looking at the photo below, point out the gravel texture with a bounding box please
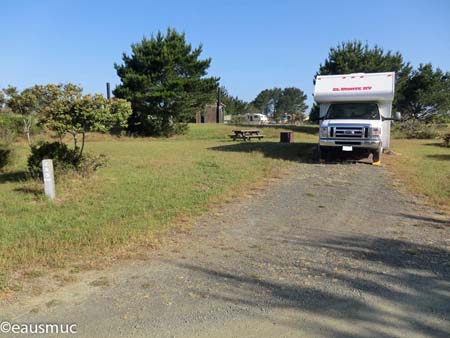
[2,162,449,338]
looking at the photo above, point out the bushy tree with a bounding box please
[252,87,308,121]
[396,64,450,121]
[41,84,132,157]
[114,28,219,136]
[3,86,41,145]
[252,88,282,114]
[317,41,409,75]
[308,104,320,124]
[2,84,68,145]
[277,87,308,121]
[313,41,411,113]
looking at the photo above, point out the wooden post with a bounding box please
[216,87,221,123]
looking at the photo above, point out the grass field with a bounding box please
[2,123,448,291]
[0,124,317,290]
[387,138,450,211]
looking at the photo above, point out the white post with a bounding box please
[42,159,56,200]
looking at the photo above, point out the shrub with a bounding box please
[0,113,22,144]
[28,142,80,178]
[28,141,108,179]
[442,133,450,148]
[0,144,12,171]
[392,120,440,139]
[77,153,108,177]
[0,114,18,171]
[432,114,450,124]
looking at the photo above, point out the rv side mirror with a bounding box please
[394,111,401,121]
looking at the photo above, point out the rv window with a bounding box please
[326,103,380,120]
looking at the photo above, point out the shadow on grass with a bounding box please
[210,141,376,165]
[209,141,316,162]
[0,171,28,183]
[423,142,449,148]
[171,234,450,338]
[231,124,318,135]
[261,124,319,135]
[426,154,450,161]
[13,186,42,196]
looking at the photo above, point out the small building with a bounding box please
[195,103,225,123]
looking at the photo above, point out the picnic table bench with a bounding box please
[229,129,264,141]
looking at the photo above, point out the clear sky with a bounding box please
[1,0,449,108]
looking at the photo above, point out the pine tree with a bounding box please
[114,28,219,136]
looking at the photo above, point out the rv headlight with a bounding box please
[371,127,381,137]
[319,127,328,138]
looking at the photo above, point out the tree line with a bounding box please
[220,86,309,122]
[2,30,449,149]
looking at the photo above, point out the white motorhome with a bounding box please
[313,72,400,164]
[244,113,269,125]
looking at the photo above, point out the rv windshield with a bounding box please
[326,103,380,120]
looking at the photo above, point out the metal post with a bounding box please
[42,159,56,200]
[106,82,111,100]
[216,87,221,123]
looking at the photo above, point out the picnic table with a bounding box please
[229,129,264,141]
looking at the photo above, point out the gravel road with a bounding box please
[2,162,450,338]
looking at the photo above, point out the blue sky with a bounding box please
[1,0,449,108]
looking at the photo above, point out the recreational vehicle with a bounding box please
[244,113,269,125]
[313,72,401,164]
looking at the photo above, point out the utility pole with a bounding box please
[106,82,111,100]
[216,87,221,123]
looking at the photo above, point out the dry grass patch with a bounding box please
[386,139,450,213]
[0,124,316,292]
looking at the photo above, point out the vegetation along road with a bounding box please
[1,128,449,337]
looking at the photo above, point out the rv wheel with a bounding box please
[319,146,329,162]
[372,146,382,163]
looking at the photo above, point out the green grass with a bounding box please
[387,139,450,211]
[0,124,316,289]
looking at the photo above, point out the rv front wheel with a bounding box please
[372,146,382,163]
[319,146,329,162]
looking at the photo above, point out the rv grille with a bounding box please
[335,141,362,145]
[335,127,364,138]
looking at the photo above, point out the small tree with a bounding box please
[114,28,218,136]
[3,86,40,145]
[42,84,132,158]
[2,84,65,145]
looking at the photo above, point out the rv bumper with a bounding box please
[319,138,381,149]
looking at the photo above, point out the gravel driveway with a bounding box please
[2,162,450,338]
